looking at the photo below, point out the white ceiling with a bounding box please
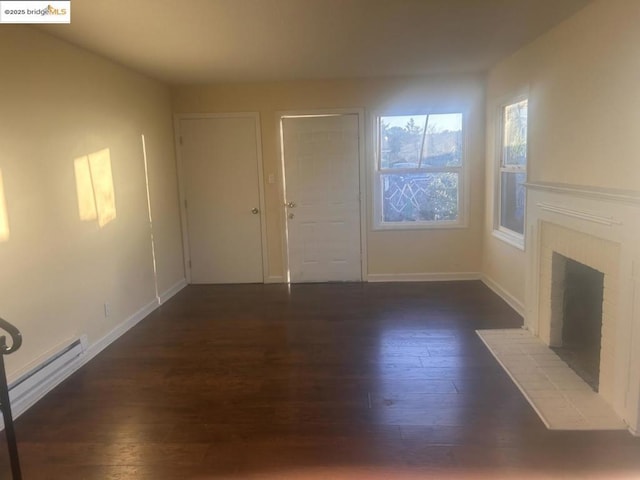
[40,0,592,85]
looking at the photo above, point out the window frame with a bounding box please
[372,112,468,231]
[493,96,528,249]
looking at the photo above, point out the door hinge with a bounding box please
[184,199,188,209]
[188,259,192,268]
[179,135,183,145]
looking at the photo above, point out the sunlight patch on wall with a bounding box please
[141,134,159,302]
[74,148,117,228]
[0,169,10,242]
[74,157,97,221]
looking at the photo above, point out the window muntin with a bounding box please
[376,113,464,228]
[497,99,528,240]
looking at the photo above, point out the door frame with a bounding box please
[174,112,269,284]
[276,108,368,282]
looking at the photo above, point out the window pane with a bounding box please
[500,172,526,234]
[421,113,463,167]
[503,100,528,166]
[379,115,426,169]
[382,173,458,223]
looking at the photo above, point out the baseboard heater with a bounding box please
[5,337,86,424]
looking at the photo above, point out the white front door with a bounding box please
[179,115,264,284]
[281,114,362,283]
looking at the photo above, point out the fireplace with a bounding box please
[535,221,619,402]
[550,254,604,391]
[524,182,640,434]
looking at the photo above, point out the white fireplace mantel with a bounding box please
[524,181,640,434]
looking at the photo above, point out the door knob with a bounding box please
[251,207,259,214]
[285,201,296,208]
[288,213,294,219]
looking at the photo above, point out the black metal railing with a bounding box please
[0,318,22,479]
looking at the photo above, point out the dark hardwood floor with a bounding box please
[2,281,640,479]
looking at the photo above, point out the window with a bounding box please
[495,99,527,246]
[374,113,464,229]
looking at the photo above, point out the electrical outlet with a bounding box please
[104,302,111,318]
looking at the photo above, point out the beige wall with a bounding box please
[482,0,640,311]
[0,27,184,379]
[173,75,486,279]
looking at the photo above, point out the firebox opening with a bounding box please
[551,256,604,392]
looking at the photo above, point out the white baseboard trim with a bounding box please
[265,275,285,284]
[5,280,188,427]
[6,299,158,425]
[159,278,187,304]
[481,274,525,318]
[367,272,481,282]
[82,298,159,365]
[7,299,158,425]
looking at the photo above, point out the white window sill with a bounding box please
[373,220,467,231]
[492,228,525,250]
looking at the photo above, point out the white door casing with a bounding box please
[281,114,362,282]
[177,114,266,284]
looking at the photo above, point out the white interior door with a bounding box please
[282,114,362,283]
[179,116,264,284]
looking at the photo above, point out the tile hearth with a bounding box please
[477,328,627,431]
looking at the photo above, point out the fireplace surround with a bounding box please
[525,182,640,434]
